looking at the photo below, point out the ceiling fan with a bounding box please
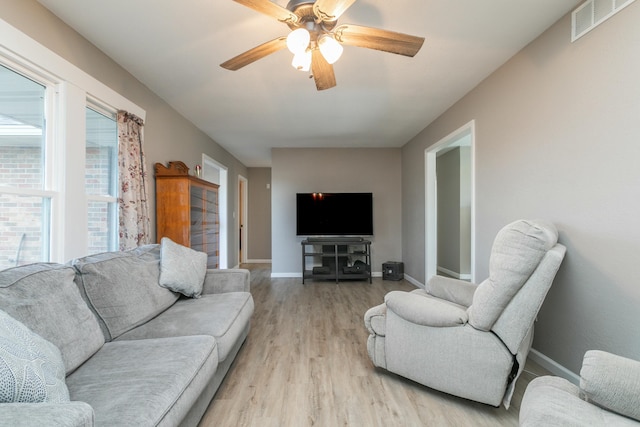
[220,0,425,91]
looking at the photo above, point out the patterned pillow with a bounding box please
[159,237,207,298]
[0,309,69,403]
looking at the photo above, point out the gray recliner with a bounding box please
[364,219,566,408]
[520,350,640,426]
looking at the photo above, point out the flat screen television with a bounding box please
[296,192,373,236]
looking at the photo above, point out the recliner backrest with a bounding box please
[492,244,566,354]
[468,220,559,332]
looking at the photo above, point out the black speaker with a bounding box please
[382,262,404,281]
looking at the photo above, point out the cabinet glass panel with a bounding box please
[190,186,204,250]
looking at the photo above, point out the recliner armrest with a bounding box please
[580,350,640,422]
[364,303,387,336]
[385,291,468,327]
[426,275,476,308]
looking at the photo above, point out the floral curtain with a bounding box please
[117,110,151,250]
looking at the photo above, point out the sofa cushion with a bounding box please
[66,336,218,427]
[116,292,254,362]
[0,263,104,374]
[0,309,69,403]
[159,237,207,298]
[73,245,179,341]
[469,220,557,331]
[0,401,94,426]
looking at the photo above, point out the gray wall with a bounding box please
[271,148,402,276]
[1,0,248,267]
[247,168,272,261]
[402,3,640,374]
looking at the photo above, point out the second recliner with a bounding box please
[364,219,566,408]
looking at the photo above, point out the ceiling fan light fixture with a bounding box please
[291,49,312,71]
[286,28,310,54]
[318,34,343,64]
[221,0,425,91]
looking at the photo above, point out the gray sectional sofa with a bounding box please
[0,243,254,427]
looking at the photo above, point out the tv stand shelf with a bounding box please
[301,238,372,284]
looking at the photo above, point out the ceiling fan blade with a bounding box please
[311,49,336,91]
[334,24,425,57]
[233,0,298,24]
[220,37,288,70]
[313,0,358,22]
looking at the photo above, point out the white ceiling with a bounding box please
[36,0,580,167]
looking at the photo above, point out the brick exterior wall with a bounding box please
[0,145,115,269]
[85,145,117,256]
[0,146,45,269]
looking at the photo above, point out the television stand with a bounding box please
[306,236,364,243]
[301,238,371,284]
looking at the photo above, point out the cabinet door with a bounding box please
[156,179,190,246]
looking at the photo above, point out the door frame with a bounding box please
[238,175,248,265]
[201,154,228,269]
[424,120,476,283]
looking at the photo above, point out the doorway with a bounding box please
[202,154,228,269]
[238,175,248,265]
[425,120,475,282]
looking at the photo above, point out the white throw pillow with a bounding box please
[159,237,207,298]
[0,309,70,403]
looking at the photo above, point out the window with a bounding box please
[85,106,118,254]
[0,64,53,269]
[1,19,145,268]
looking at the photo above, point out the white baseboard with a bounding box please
[246,259,271,263]
[528,348,580,385]
[403,274,424,289]
[271,271,383,279]
[270,272,302,278]
[437,266,471,281]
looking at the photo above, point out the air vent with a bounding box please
[572,0,636,41]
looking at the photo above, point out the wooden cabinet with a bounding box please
[154,161,219,268]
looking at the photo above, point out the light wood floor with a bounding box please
[199,264,549,427]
